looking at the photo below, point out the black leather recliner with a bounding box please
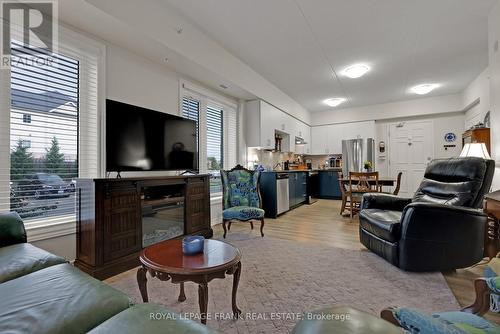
[359,157,495,272]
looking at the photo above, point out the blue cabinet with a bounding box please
[318,170,341,199]
[289,172,307,208]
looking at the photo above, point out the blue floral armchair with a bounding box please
[221,165,265,238]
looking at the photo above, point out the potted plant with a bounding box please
[363,161,373,172]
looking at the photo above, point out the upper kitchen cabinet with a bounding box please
[310,121,375,155]
[295,122,311,154]
[245,100,312,153]
[311,125,333,154]
[245,100,281,149]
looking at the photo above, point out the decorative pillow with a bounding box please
[433,311,500,334]
[393,308,465,334]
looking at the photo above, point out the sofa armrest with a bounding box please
[0,212,27,247]
[361,193,412,211]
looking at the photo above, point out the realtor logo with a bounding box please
[1,0,58,68]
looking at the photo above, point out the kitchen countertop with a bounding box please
[262,168,342,173]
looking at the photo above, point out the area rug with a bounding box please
[109,233,460,333]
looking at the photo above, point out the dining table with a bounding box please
[339,176,397,192]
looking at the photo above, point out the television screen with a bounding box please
[106,100,198,172]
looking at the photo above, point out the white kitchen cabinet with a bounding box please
[295,122,311,154]
[311,126,330,154]
[245,100,281,149]
[245,99,314,154]
[311,121,376,155]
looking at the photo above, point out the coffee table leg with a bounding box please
[137,267,148,302]
[232,261,242,317]
[178,282,186,302]
[198,283,209,324]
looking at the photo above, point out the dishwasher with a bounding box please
[276,173,290,215]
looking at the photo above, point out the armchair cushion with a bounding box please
[361,193,412,211]
[0,243,66,283]
[0,212,27,247]
[359,209,402,243]
[223,206,265,221]
[221,168,261,209]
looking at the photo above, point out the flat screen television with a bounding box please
[106,99,198,172]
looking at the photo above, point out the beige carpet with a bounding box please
[109,233,460,333]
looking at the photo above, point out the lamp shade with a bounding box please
[459,143,491,159]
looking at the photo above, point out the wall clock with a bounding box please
[444,132,456,143]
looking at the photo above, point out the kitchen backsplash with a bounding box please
[247,148,333,170]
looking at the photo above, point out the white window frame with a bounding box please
[0,24,105,241]
[179,79,238,198]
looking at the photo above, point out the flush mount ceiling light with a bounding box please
[323,98,346,107]
[341,64,370,79]
[411,83,440,95]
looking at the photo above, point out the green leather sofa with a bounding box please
[0,212,218,334]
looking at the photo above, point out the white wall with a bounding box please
[489,2,500,190]
[85,0,311,124]
[462,68,490,129]
[106,45,181,114]
[311,94,463,126]
[375,113,465,177]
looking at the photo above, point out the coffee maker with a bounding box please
[328,155,342,168]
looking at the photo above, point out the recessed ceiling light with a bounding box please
[324,98,346,107]
[341,64,370,79]
[411,83,440,95]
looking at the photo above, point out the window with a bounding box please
[206,105,223,193]
[20,140,31,148]
[9,41,79,222]
[182,96,200,151]
[0,27,102,230]
[180,82,238,195]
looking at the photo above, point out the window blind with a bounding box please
[223,107,237,169]
[182,96,200,155]
[206,104,223,193]
[6,41,79,223]
[0,26,102,228]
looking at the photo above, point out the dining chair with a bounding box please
[392,172,403,195]
[348,171,379,220]
[338,172,349,215]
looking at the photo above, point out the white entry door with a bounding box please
[389,121,434,197]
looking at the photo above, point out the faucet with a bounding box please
[273,162,282,170]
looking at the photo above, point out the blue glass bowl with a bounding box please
[182,236,205,255]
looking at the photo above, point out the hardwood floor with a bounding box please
[215,199,500,324]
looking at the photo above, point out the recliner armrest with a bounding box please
[402,202,486,218]
[400,202,487,239]
[0,212,27,247]
[361,193,412,211]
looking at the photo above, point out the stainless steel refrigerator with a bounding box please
[342,138,375,176]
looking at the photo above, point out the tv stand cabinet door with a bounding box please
[101,182,142,263]
[185,177,211,236]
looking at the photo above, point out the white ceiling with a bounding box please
[165,0,496,112]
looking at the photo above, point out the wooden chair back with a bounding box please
[349,172,379,193]
[393,172,403,195]
[338,172,346,196]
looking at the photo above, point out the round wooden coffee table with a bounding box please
[137,239,242,324]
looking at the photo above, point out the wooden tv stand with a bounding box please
[75,175,213,280]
